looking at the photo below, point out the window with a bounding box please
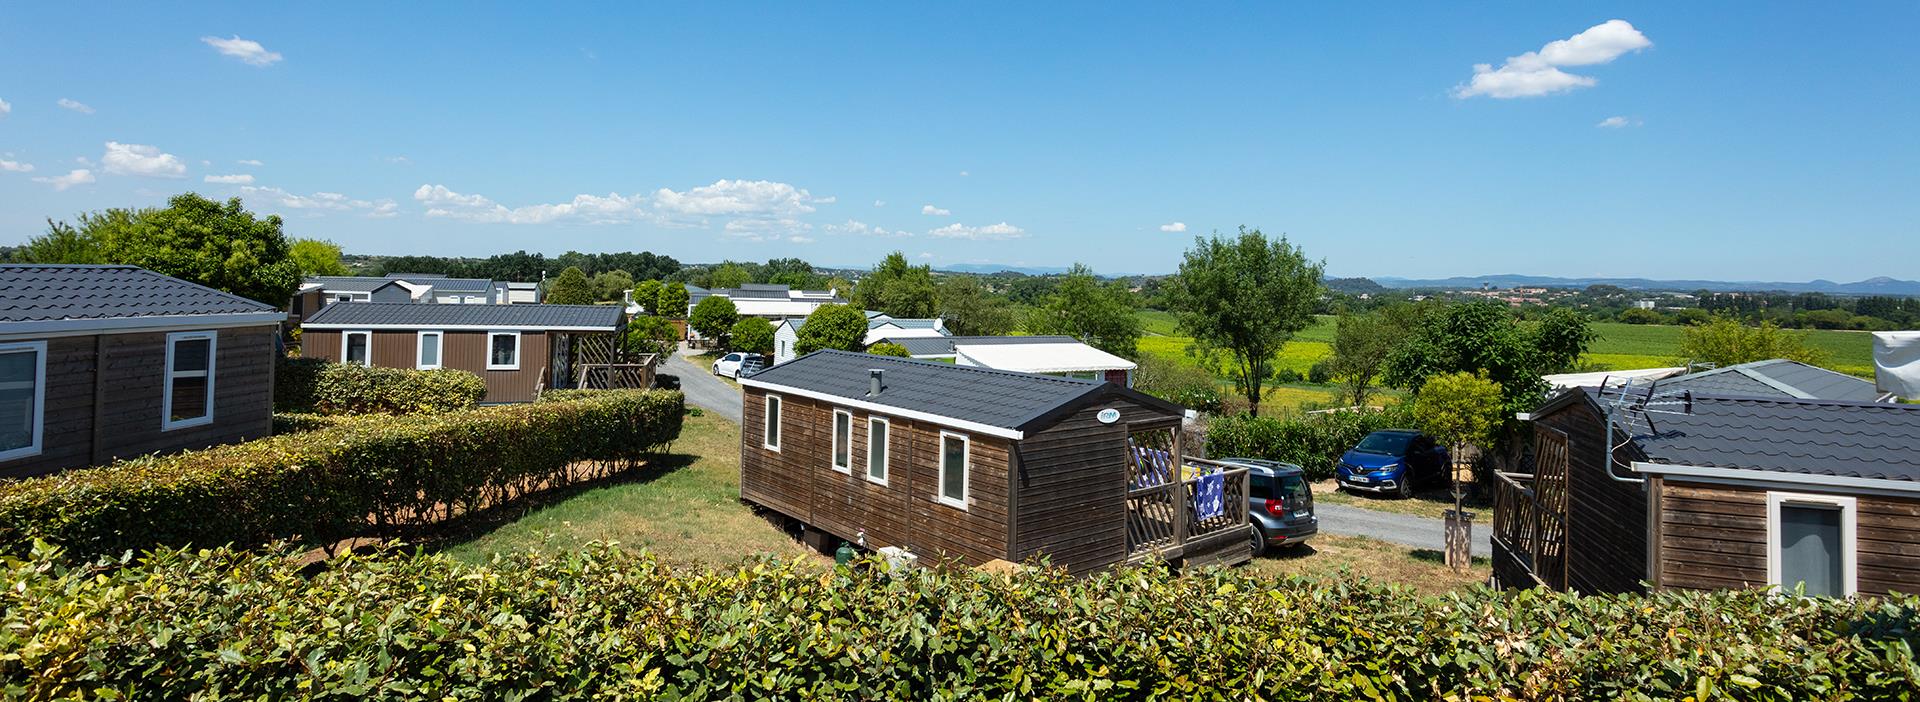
[831,409,853,473]
[938,431,969,508]
[762,394,782,451]
[163,331,216,430]
[487,331,520,370]
[342,331,371,366]
[416,331,443,370]
[866,417,890,485]
[0,341,47,462]
[1767,492,1857,597]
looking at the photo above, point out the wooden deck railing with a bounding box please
[573,355,657,391]
[1125,453,1252,566]
[1492,470,1566,590]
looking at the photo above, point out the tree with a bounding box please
[631,279,662,315]
[795,303,869,354]
[865,342,911,357]
[689,296,740,345]
[1412,370,1505,571]
[1165,228,1324,416]
[708,262,753,289]
[1325,304,1422,407]
[1678,316,1828,367]
[622,316,679,357]
[544,266,596,305]
[761,257,822,288]
[656,282,691,318]
[1532,308,1598,375]
[589,270,635,302]
[937,275,1017,336]
[288,238,349,277]
[18,194,305,305]
[11,219,105,263]
[1023,264,1143,359]
[853,252,936,318]
[730,317,776,354]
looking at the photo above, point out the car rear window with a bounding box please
[1249,474,1274,499]
[1279,475,1309,499]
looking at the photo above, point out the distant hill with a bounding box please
[1370,274,1920,296]
[937,263,1076,276]
[1327,277,1386,294]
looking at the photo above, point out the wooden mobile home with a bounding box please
[738,350,1252,574]
[301,302,633,403]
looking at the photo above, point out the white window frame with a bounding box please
[937,430,970,510]
[830,408,854,474]
[1766,491,1858,597]
[162,331,217,432]
[0,341,47,462]
[866,416,890,486]
[762,393,783,451]
[416,330,444,370]
[340,330,372,366]
[486,331,521,371]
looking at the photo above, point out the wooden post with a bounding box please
[1444,445,1474,572]
[1169,428,1187,559]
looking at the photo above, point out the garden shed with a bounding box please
[738,350,1251,574]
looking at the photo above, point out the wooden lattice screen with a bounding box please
[1125,424,1179,556]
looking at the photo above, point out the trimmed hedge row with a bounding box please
[4,543,1916,699]
[1206,406,1417,480]
[275,357,489,415]
[0,390,684,560]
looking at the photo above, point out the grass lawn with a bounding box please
[1310,480,1492,521]
[1585,321,1875,376]
[1243,534,1489,596]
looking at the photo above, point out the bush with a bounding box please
[1206,405,1416,479]
[1133,355,1222,413]
[1306,359,1333,384]
[276,359,488,415]
[1274,368,1304,383]
[0,390,685,561]
[865,342,911,357]
[4,543,1915,699]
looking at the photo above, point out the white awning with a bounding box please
[954,342,1137,374]
[1542,366,1683,390]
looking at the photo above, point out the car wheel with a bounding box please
[1249,526,1268,558]
[1395,478,1414,499]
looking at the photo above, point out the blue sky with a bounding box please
[1,3,1915,280]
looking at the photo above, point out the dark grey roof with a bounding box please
[746,350,1174,431]
[305,276,391,293]
[885,335,1079,356]
[301,302,622,329]
[1659,359,1885,402]
[308,275,495,295]
[0,264,281,323]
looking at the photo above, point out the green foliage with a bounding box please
[1679,315,1829,367]
[272,357,331,412]
[1616,307,1665,324]
[0,391,685,561]
[591,269,635,302]
[19,194,303,305]
[274,359,487,414]
[1325,304,1424,406]
[1024,263,1142,358]
[936,275,1017,336]
[1206,406,1417,480]
[544,266,596,305]
[707,262,753,289]
[853,251,937,318]
[8,219,105,263]
[865,342,911,357]
[623,316,680,357]
[689,295,740,343]
[631,279,663,315]
[16,543,1906,699]
[730,317,776,354]
[1412,372,1504,452]
[1167,228,1325,416]
[1532,308,1599,374]
[795,303,869,355]
[1133,355,1222,412]
[288,238,349,277]
[656,282,691,318]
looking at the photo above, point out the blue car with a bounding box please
[1334,429,1449,499]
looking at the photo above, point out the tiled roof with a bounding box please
[308,275,496,295]
[1659,359,1886,403]
[301,302,622,329]
[1574,388,1920,483]
[0,264,282,323]
[743,349,1117,431]
[885,335,1079,356]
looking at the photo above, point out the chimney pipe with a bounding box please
[868,369,884,397]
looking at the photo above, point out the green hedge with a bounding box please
[0,390,684,561]
[1206,406,1416,480]
[4,543,1915,699]
[274,358,489,415]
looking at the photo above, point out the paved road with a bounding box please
[663,353,742,424]
[1313,503,1491,557]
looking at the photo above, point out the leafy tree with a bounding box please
[12,218,107,263]
[631,279,663,315]
[1166,228,1324,416]
[730,317,776,354]
[1678,316,1828,367]
[1615,308,1664,325]
[656,282,691,318]
[795,303,869,354]
[1532,308,1598,375]
[937,275,1017,336]
[1133,355,1223,413]
[1325,304,1423,407]
[1024,264,1142,359]
[865,342,911,357]
[20,194,304,305]
[759,258,821,287]
[708,262,753,289]
[853,252,936,318]
[591,269,634,302]
[1413,370,1506,523]
[689,296,740,345]
[544,266,596,305]
[289,238,349,277]
[622,316,679,357]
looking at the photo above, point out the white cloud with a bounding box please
[236,159,263,166]
[368,201,399,218]
[826,219,908,237]
[788,235,815,244]
[928,222,1026,241]
[32,169,94,190]
[201,35,283,66]
[958,170,970,177]
[203,173,254,184]
[1596,115,1641,128]
[873,200,885,207]
[1159,221,1187,233]
[414,184,647,224]
[0,98,10,116]
[1453,20,1651,99]
[57,98,94,114]
[652,179,825,219]
[0,159,34,173]
[101,141,186,178]
[921,204,951,216]
[918,252,934,259]
[247,185,398,217]
[387,156,411,165]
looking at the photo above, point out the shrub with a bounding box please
[272,356,329,411]
[865,342,911,357]
[3,543,1915,699]
[276,359,488,415]
[1133,355,1221,413]
[1306,359,1333,384]
[0,390,685,561]
[1206,405,1416,479]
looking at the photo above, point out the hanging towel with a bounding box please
[1195,472,1225,521]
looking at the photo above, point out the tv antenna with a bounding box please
[1593,375,1696,484]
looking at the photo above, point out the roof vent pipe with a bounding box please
[869,369,884,397]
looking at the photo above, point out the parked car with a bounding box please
[1219,458,1317,556]
[711,353,767,379]
[1334,429,1449,499]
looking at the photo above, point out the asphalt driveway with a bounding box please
[663,352,742,424]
